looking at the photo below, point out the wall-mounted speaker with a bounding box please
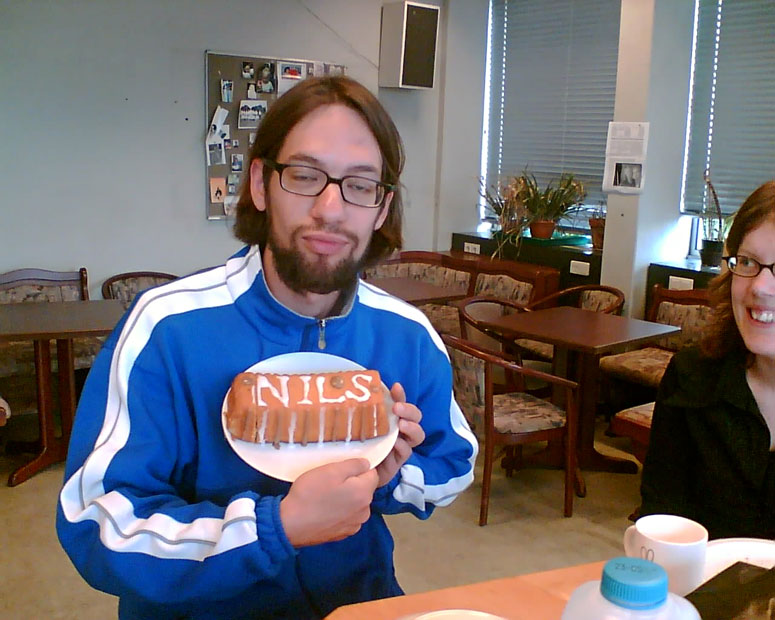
[378,1,440,89]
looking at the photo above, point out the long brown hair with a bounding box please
[700,180,775,359]
[232,76,404,267]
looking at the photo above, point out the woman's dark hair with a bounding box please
[233,76,404,267]
[700,180,775,359]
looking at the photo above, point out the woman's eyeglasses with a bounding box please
[723,255,775,278]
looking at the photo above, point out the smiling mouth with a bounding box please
[750,308,775,324]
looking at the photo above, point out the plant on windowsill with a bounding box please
[699,171,729,268]
[514,170,587,239]
[479,176,533,258]
[588,201,607,250]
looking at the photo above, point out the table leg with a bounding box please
[8,339,67,486]
[575,352,638,474]
[57,338,76,443]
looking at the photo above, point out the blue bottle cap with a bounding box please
[600,557,668,610]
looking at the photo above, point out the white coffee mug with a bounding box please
[623,514,708,596]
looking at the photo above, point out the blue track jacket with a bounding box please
[57,246,477,619]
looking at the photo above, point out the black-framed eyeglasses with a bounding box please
[264,159,395,208]
[723,254,775,278]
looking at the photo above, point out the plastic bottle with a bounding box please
[561,557,701,619]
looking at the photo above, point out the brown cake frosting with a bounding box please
[225,369,390,448]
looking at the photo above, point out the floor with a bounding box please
[0,414,641,619]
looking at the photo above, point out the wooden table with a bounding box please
[480,306,679,474]
[0,300,125,485]
[369,277,469,306]
[326,561,605,619]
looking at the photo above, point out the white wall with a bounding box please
[0,0,487,297]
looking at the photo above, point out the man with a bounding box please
[57,76,477,619]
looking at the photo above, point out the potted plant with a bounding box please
[588,201,607,250]
[479,176,533,257]
[699,171,726,267]
[512,170,587,239]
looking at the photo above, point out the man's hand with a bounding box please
[375,382,425,487]
[280,458,379,547]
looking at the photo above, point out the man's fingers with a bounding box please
[390,382,406,403]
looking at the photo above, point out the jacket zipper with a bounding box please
[317,319,326,350]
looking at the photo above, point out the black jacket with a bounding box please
[640,346,775,540]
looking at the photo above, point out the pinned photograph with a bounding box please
[207,141,225,166]
[231,139,240,148]
[613,163,642,188]
[227,184,237,195]
[257,62,275,93]
[224,195,238,217]
[223,138,232,150]
[227,173,240,186]
[220,79,233,103]
[241,62,254,79]
[231,153,244,172]
[209,177,226,203]
[280,62,303,80]
[328,64,345,76]
[248,132,256,146]
[238,99,267,130]
[246,82,258,99]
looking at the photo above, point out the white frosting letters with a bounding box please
[345,373,373,402]
[255,375,290,407]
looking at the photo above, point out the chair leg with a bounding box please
[479,439,495,526]
[563,431,577,518]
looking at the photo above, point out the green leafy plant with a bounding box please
[511,170,587,222]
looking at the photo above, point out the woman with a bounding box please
[640,180,775,540]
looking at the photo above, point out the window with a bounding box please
[481,0,621,223]
[682,0,775,217]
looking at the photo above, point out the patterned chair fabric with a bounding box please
[599,301,711,388]
[448,346,566,437]
[102,271,178,309]
[580,289,620,312]
[610,401,655,464]
[474,273,533,305]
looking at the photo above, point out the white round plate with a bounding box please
[409,611,507,620]
[702,537,775,581]
[222,352,398,482]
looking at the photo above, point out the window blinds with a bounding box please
[682,0,775,216]
[485,0,621,206]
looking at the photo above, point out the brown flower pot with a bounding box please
[529,220,556,239]
[589,217,605,250]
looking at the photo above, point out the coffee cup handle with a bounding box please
[623,524,637,556]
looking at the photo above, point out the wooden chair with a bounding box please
[609,401,654,465]
[443,333,579,524]
[363,251,475,335]
[0,267,102,415]
[514,285,626,362]
[599,284,711,392]
[102,271,178,309]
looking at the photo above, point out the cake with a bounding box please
[225,369,390,448]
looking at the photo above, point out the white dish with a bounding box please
[701,537,775,581]
[409,611,507,620]
[222,352,398,482]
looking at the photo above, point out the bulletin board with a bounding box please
[205,50,347,220]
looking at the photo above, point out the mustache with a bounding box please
[292,224,359,245]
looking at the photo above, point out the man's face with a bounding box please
[250,104,391,295]
[731,217,775,362]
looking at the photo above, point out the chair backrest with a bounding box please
[462,254,560,305]
[646,284,711,351]
[0,267,89,303]
[362,250,474,293]
[458,295,527,352]
[527,284,625,315]
[101,271,178,308]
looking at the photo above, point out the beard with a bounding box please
[266,217,367,296]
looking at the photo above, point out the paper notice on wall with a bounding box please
[602,122,649,194]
